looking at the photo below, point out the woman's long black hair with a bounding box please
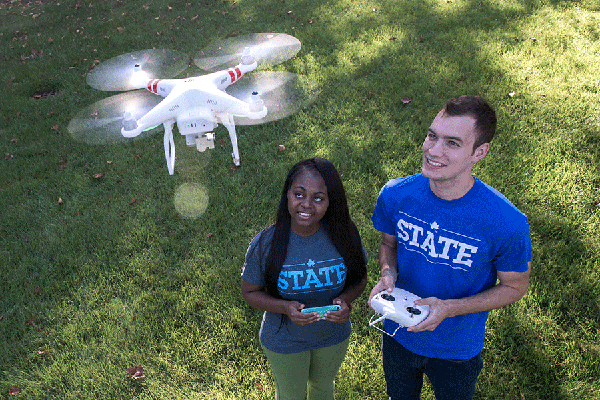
[262,157,367,299]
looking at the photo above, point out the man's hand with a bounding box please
[406,262,532,333]
[407,297,451,332]
[368,273,396,309]
[369,232,398,309]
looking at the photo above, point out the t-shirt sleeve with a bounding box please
[371,184,396,236]
[494,219,532,273]
[241,234,267,287]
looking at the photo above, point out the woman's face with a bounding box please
[287,170,329,237]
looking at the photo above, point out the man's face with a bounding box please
[422,112,488,187]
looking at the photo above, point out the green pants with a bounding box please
[261,338,350,400]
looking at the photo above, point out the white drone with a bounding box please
[68,33,316,174]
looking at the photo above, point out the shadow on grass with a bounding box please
[1,0,599,398]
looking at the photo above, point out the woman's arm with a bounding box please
[241,279,320,325]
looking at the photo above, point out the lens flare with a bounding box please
[174,183,209,219]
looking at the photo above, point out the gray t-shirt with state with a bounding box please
[242,224,351,354]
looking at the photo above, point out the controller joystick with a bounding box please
[369,288,429,335]
[381,293,395,301]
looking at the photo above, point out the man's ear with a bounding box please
[473,142,489,163]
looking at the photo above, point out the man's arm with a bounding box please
[409,261,532,332]
[368,232,398,307]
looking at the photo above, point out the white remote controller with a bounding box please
[369,288,429,329]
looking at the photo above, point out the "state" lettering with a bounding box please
[278,263,346,291]
[396,219,478,268]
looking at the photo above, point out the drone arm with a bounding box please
[212,60,258,91]
[121,93,180,137]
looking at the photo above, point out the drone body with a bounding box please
[120,57,264,173]
[68,34,314,175]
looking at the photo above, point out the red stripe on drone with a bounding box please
[228,68,243,82]
[147,79,161,94]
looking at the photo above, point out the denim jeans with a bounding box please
[382,334,483,400]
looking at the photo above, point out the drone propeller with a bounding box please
[68,90,164,145]
[86,49,189,92]
[194,33,301,72]
[225,71,319,125]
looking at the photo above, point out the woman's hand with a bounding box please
[322,299,350,323]
[287,301,320,325]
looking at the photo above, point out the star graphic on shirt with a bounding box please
[307,259,315,267]
[430,222,439,230]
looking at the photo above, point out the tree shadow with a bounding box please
[1,0,599,397]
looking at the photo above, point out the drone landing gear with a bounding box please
[164,121,176,175]
[162,116,241,174]
[219,113,241,167]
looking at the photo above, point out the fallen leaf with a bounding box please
[51,124,59,130]
[58,197,64,204]
[129,198,138,205]
[117,27,125,33]
[37,350,52,355]
[278,144,285,151]
[401,97,411,104]
[508,92,515,97]
[92,173,104,179]
[126,366,145,379]
[4,154,14,160]
[9,386,20,395]
[206,232,214,238]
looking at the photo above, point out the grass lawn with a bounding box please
[1,0,599,398]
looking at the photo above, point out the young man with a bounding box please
[369,95,532,400]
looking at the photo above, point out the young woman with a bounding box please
[241,157,368,400]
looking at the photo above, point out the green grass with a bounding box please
[1,0,599,398]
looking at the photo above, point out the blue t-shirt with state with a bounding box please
[242,224,353,354]
[372,174,531,359]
